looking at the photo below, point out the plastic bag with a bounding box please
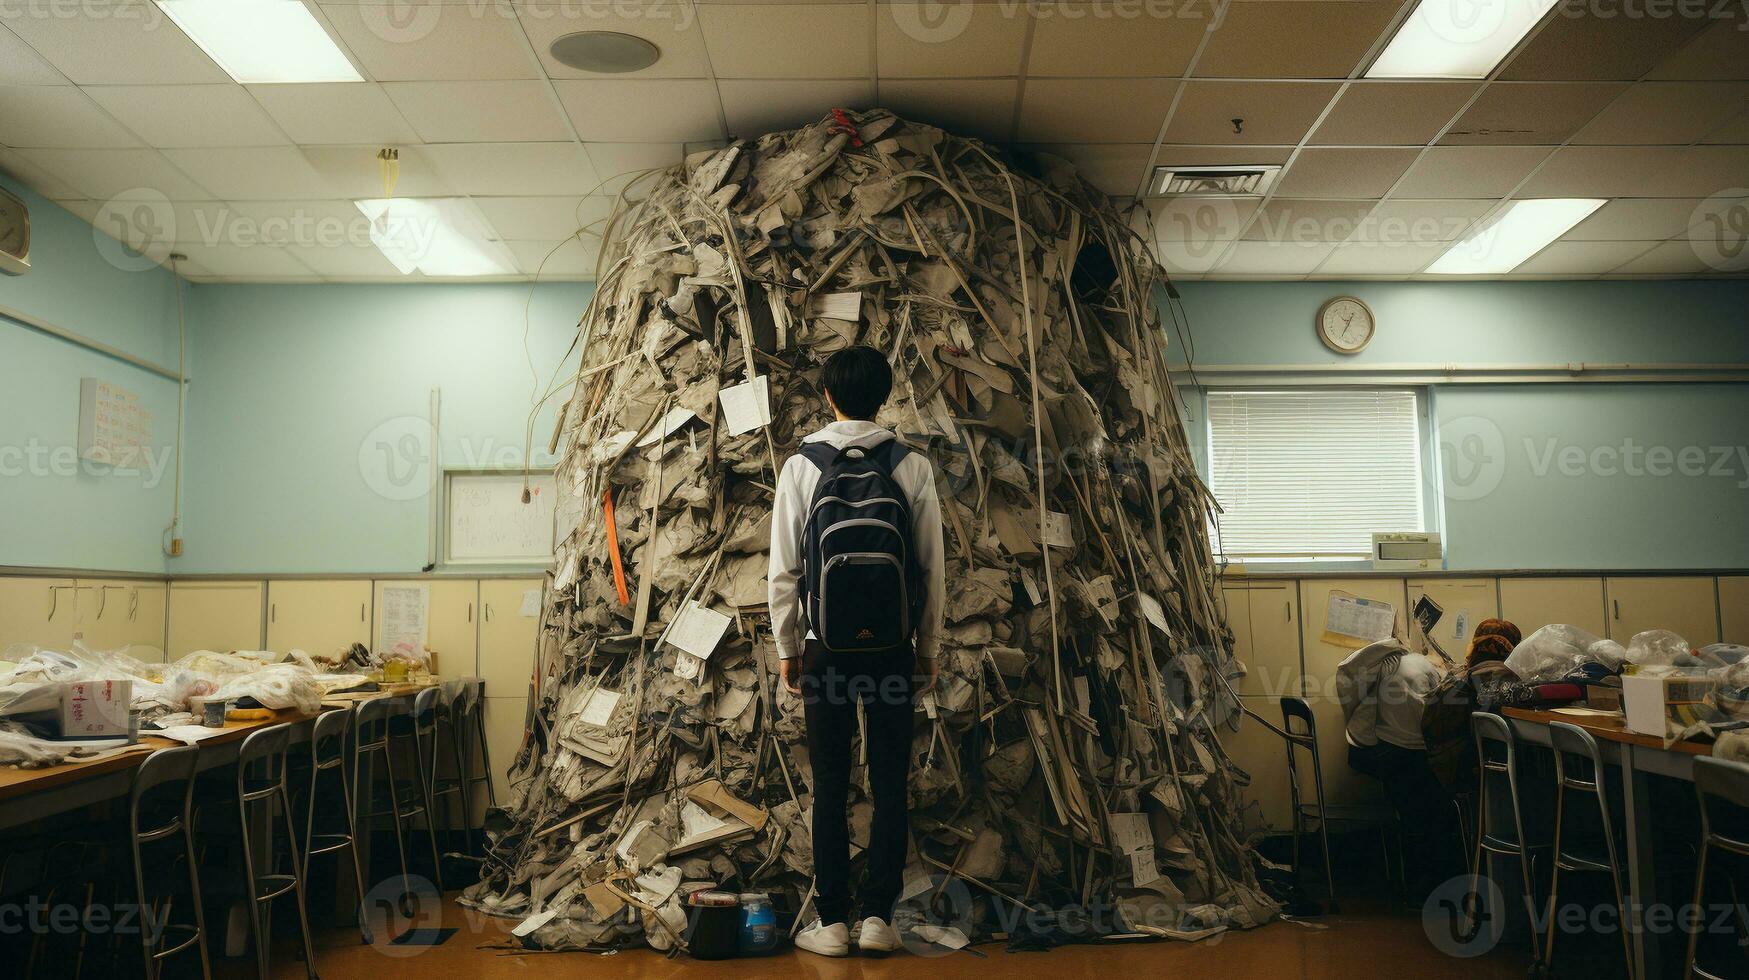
[211,662,323,714]
[1698,644,1749,667]
[1626,629,1691,667]
[1587,639,1628,671]
[1504,624,1604,682]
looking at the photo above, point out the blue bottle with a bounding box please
[738,893,777,955]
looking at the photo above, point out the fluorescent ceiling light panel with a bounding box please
[1425,198,1605,274]
[156,0,362,83]
[355,198,519,277]
[1366,0,1557,79]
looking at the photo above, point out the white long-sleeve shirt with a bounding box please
[768,420,945,663]
[1337,639,1440,751]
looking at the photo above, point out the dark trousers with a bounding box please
[801,641,916,927]
[1350,740,1464,890]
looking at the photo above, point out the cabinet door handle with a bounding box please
[360,603,366,622]
[468,603,474,623]
[484,603,492,622]
[271,603,277,623]
[1613,599,1620,620]
[1285,601,1292,622]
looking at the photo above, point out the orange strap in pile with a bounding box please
[603,488,631,606]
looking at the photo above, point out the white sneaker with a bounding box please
[795,920,850,957]
[856,916,901,955]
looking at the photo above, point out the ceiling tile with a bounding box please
[1350,199,1494,243]
[516,2,714,79]
[382,80,571,142]
[1519,146,1749,198]
[1563,198,1706,241]
[876,79,1016,144]
[555,79,723,141]
[302,144,456,197]
[83,84,290,148]
[59,196,225,247]
[581,142,686,195]
[507,238,600,279]
[0,85,140,147]
[280,241,406,278]
[1573,83,1749,145]
[160,146,340,199]
[1702,108,1749,144]
[697,5,869,78]
[717,79,873,136]
[219,200,378,247]
[1392,146,1553,198]
[1502,10,1711,81]
[1025,4,1205,78]
[1155,231,1242,275]
[318,2,539,81]
[876,4,1027,78]
[13,147,213,199]
[0,24,66,84]
[1163,81,1340,145]
[1274,148,1418,198]
[247,83,420,145]
[1024,144,1161,196]
[1017,78,1179,143]
[1440,83,1626,145]
[1605,241,1718,275]
[422,142,603,196]
[475,195,611,240]
[1244,199,1375,243]
[4,0,228,84]
[162,241,316,277]
[1144,196,1260,242]
[1194,2,1401,79]
[0,146,83,198]
[1309,82,1479,146]
[1214,240,1335,275]
[1315,242,1448,276]
[1512,240,1657,275]
[1646,18,1749,80]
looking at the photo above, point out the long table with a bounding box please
[1502,706,1713,980]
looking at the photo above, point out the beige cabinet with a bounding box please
[373,579,478,678]
[75,580,167,660]
[1297,578,1407,701]
[479,579,541,698]
[1721,577,1749,646]
[483,696,528,801]
[1406,577,1498,665]
[167,581,264,657]
[1605,576,1720,646]
[1221,579,1300,699]
[1224,704,1292,834]
[0,577,78,652]
[266,579,372,657]
[1499,577,1606,638]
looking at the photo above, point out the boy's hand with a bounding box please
[780,657,802,695]
[917,658,938,695]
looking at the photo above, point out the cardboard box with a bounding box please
[62,679,132,739]
[1622,672,1715,737]
[1585,684,1623,712]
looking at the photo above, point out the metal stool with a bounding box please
[1279,696,1399,912]
[304,707,371,944]
[406,686,447,891]
[232,723,318,980]
[1687,756,1749,980]
[1544,721,1633,978]
[354,697,441,900]
[429,681,470,859]
[126,745,213,980]
[456,678,497,815]
[1471,712,1547,970]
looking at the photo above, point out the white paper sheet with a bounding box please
[1041,510,1074,549]
[1136,592,1170,635]
[636,407,698,448]
[1325,593,1396,643]
[718,376,772,436]
[580,688,621,728]
[519,588,542,617]
[152,725,232,745]
[664,602,733,661]
[378,584,429,655]
[813,291,861,321]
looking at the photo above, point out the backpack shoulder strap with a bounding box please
[871,439,910,474]
[798,442,839,470]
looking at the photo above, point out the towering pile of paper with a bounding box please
[465,109,1276,950]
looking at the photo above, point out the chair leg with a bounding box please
[182,819,213,980]
[1316,815,1338,912]
[475,713,497,809]
[381,746,414,910]
[1684,843,1708,980]
[131,835,157,980]
[414,733,445,893]
[336,758,373,944]
[1543,789,1566,971]
[278,785,321,980]
[238,798,269,980]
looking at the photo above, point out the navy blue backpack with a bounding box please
[798,441,926,652]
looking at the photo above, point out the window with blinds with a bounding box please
[1207,389,1426,560]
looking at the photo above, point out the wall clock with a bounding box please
[0,186,30,275]
[1317,295,1373,354]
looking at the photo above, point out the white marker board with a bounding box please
[445,471,556,564]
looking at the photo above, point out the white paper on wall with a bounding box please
[378,584,430,654]
[718,377,772,436]
[664,602,733,661]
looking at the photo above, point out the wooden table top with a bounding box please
[1503,706,1716,757]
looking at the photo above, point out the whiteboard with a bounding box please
[445,471,556,564]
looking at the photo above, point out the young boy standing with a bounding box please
[768,345,944,957]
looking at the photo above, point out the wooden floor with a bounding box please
[220,897,1535,980]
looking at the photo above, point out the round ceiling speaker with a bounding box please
[549,32,661,74]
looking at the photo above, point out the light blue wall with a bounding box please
[0,176,185,573]
[1170,281,1749,571]
[179,282,590,574]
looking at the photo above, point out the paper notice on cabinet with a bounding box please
[718,376,772,436]
[378,584,429,655]
[664,602,733,661]
[519,588,542,617]
[1323,592,1396,648]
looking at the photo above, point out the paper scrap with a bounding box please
[636,406,698,448]
[718,376,772,436]
[1453,610,1469,642]
[378,584,429,655]
[1041,510,1074,549]
[1324,592,1396,648]
[665,602,734,661]
[152,725,232,745]
[519,588,542,618]
[813,291,861,321]
[580,688,621,728]
[512,909,558,938]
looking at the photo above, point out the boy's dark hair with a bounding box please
[820,346,892,420]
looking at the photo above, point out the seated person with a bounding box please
[1338,636,1462,893]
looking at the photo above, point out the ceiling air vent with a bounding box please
[1147,165,1281,198]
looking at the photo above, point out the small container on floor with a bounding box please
[738,893,777,955]
[685,890,742,959]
